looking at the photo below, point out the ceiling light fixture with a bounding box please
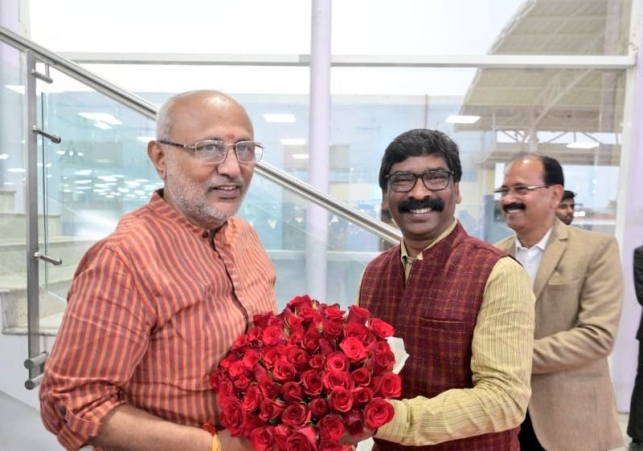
[567,142,599,149]
[445,115,480,124]
[93,122,112,130]
[79,112,122,125]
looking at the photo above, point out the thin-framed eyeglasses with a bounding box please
[493,184,549,199]
[386,169,454,193]
[158,139,263,164]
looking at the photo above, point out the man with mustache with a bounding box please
[359,129,535,450]
[39,90,278,451]
[495,154,623,451]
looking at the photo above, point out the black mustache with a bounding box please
[503,202,526,212]
[398,197,444,213]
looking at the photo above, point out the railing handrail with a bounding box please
[0,25,403,245]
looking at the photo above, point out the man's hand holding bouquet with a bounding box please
[209,295,406,451]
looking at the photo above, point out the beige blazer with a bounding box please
[495,219,623,451]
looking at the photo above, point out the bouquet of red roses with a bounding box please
[209,295,403,451]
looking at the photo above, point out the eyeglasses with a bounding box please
[493,184,549,198]
[158,139,263,164]
[386,169,453,193]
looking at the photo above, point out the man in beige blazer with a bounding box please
[494,154,623,451]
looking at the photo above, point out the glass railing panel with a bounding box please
[33,67,159,330]
[241,177,383,310]
[0,41,28,328]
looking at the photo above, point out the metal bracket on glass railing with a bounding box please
[32,125,61,144]
[25,373,44,390]
[32,62,53,84]
[24,352,48,370]
[34,252,63,266]
[24,352,47,390]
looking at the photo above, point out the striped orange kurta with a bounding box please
[39,190,277,451]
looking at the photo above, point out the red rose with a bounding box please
[287,294,314,312]
[259,398,286,421]
[343,322,369,340]
[283,311,304,331]
[351,367,372,387]
[249,426,274,451]
[303,329,321,353]
[347,305,370,325]
[228,360,247,379]
[263,325,286,346]
[327,387,353,413]
[262,346,285,369]
[284,345,310,371]
[242,349,261,369]
[377,372,402,398]
[344,409,365,436]
[272,358,297,382]
[325,352,350,372]
[253,312,276,329]
[258,378,281,399]
[339,337,368,363]
[288,329,305,347]
[273,424,292,451]
[319,338,335,355]
[323,305,345,321]
[309,354,325,370]
[368,318,395,338]
[230,333,250,351]
[247,327,262,343]
[221,397,246,436]
[309,397,329,419]
[286,427,317,451]
[242,385,262,412]
[282,381,304,403]
[364,397,395,429]
[253,363,269,381]
[243,414,269,437]
[232,373,252,391]
[317,414,346,441]
[352,387,373,406]
[371,341,395,374]
[214,377,235,399]
[281,403,311,428]
[322,318,343,339]
[322,370,353,392]
[301,369,323,396]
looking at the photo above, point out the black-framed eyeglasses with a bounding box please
[386,169,454,193]
[158,139,263,164]
[493,184,549,198]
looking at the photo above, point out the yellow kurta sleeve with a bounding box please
[375,256,535,445]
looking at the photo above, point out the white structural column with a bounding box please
[612,0,643,412]
[305,0,331,301]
